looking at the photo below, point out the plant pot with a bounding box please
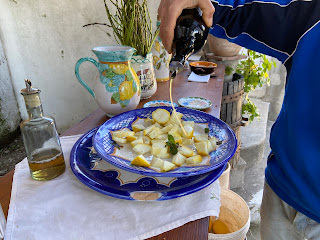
[208,35,242,57]
[131,53,157,99]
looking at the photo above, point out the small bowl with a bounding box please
[190,61,217,75]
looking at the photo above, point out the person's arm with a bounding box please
[158,0,320,65]
[210,0,320,64]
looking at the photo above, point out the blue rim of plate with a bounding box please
[178,97,212,110]
[70,127,227,201]
[143,100,178,108]
[93,106,237,177]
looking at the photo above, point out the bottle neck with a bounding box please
[23,94,44,119]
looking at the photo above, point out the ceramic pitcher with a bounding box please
[75,46,141,117]
[131,53,157,99]
[152,19,171,82]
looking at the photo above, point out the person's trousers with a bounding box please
[260,182,320,240]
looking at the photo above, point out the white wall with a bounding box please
[0,37,21,138]
[0,0,160,132]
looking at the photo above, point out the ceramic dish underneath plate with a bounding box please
[143,100,178,108]
[93,106,237,177]
[178,97,212,110]
[70,128,226,201]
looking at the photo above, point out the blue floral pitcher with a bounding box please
[75,46,141,116]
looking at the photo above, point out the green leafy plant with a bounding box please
[166,134,179,155]
[84,0,159,57]
[227,50,276,122]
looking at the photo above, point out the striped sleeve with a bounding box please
[210,0,320,64]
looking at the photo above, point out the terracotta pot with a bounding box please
[208,35,242,57]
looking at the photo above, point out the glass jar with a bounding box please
[20,79,66,181]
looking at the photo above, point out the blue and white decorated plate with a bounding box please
[93,106,237,177]
[178,97,212,110]
[70,128,226,201]
[143,100,178,108]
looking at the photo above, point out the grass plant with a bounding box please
[84,0,159,57]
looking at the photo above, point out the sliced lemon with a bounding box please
[161,161,175,172]
[172,152,186,166]
[186,155,203,164]
[126,135,137,142]
[194,134,209,142]
[131,137,144,147]
[195,141,209,156]
[180,125,194,139]
[152,109,171,125]
[132,124,145,132]
[132,143,152,155]
[178,145,194,157]
[170,132,182,144]
[131,155,150,167]
[150,157,164,168]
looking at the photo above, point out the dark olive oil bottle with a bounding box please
[169,8,210,77]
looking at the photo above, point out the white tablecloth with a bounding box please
[5,135,220,240]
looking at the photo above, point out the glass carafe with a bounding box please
[20,79,66,181]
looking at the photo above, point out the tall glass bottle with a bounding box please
[169,8,210,77]
[20,79,66,181]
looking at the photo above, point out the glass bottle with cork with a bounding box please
[20,79,66,181]
[169,8,210,78]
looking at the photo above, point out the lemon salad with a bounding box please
[110,108,219,172]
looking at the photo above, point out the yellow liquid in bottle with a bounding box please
[29,148,66,181]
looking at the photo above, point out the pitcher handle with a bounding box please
[75,57,100,97]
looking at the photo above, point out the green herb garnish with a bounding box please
[111,141,122,150]
[205,128,209,134]
[166,134,179,155]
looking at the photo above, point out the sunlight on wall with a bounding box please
[0,0,160,132]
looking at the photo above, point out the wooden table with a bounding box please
[0,65,224,239]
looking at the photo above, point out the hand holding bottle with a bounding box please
[167,8,211,76]
[158,0,215,53]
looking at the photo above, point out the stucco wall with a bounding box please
[0,37,21,143]
[0,0,159,132]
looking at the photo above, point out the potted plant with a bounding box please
[99,0,159,99]
[226,50,277,122]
